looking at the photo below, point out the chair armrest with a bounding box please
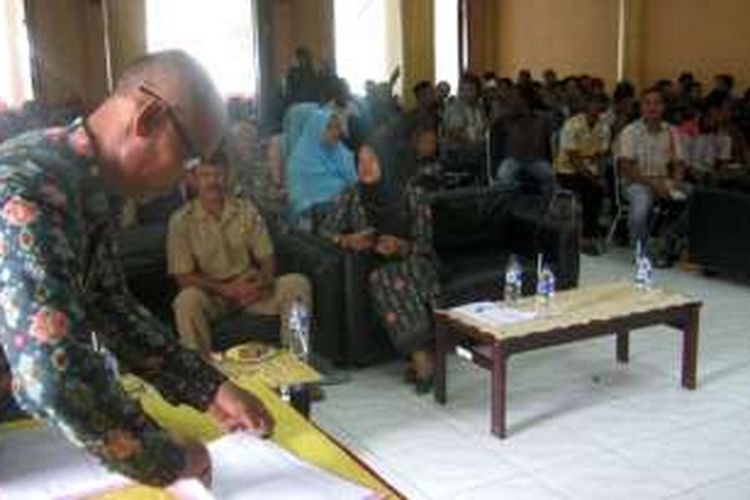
[272,230,347,363]
[273,230,389,366]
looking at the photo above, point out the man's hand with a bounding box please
[651,179,671,199]
[235,275,269,307]
[208,381,275,436]
[221,276,267,306]
[340,230,376,252]
[375,235,409,257]
[176,436,212,488]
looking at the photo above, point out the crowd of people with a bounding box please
[206,52,750,391]
[275,48,750,267]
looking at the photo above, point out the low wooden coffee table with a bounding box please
[434,282,702,438]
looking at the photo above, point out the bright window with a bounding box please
[434,0,460,91]
[0,0,34,109]
[334,0,402,96]
[146,0,257,98]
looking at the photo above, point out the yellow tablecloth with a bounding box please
[3,367,398,499]
[214,350,322,389]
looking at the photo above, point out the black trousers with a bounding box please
[558,173,605,238]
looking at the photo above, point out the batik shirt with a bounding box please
[0,121,227,486]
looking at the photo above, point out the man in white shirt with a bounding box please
[441,74,486,179]
[618,88,691,262]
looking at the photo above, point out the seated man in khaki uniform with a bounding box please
[167,152,312,359]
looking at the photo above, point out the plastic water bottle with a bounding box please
[284,298,312,410]
[288,298,310,363]
[634,241,654,291]
[536,261,556,309]
[503,255,523,304]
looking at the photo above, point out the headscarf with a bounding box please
[287,108,358,217]
[282,102,320,162]
[359,141,412,239]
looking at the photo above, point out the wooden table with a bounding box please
[434,282,702,439]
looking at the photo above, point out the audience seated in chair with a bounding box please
[435,80,453,118]
[324,78,360,145]
[404,81,440,139]
[283,46,321,107]
[167,154,312,360]
[617,87,692,266]
[494,86,555,199]
[555,93,612,255]
[410,125,444,192]
[441,73,487,180]
[287,108,358,229]
[679,91,734,186]
[315,145,440,394]
[604,81,640,145]
[225,97,259,197]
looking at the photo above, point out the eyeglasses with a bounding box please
[139,83,202,170]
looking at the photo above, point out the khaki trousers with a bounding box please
[173,274,312,355]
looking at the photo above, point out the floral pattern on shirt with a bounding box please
[0,121,227,486]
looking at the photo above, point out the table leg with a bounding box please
[434,325,448,405]
[289,385,311,418]
[616,331,630,363]
[491,342,508,439]
[681,307,700,390]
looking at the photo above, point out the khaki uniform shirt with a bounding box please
[168,197,273,281]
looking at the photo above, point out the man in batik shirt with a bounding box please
[0,51,273,487]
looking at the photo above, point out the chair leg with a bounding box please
[606,208,623,250]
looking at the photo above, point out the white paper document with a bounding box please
[0,427,377,499]
[208,432,377,500]
[451,302,538,326]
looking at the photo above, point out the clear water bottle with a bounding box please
[503,254,523,304]
[288,298,310,363]
[536,262,556,308]
[634,240,654,291]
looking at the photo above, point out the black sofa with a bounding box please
[119,187,580,368]
[689,186,750,276]
[316,186,581,366]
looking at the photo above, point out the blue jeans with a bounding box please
[495,158,555,199]
[626,183,654,244]
[626,182,693,246]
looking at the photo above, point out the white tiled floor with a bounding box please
[313,250,750,499]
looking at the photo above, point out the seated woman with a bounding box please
[316,145,440,394]
[286,108,358,229]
